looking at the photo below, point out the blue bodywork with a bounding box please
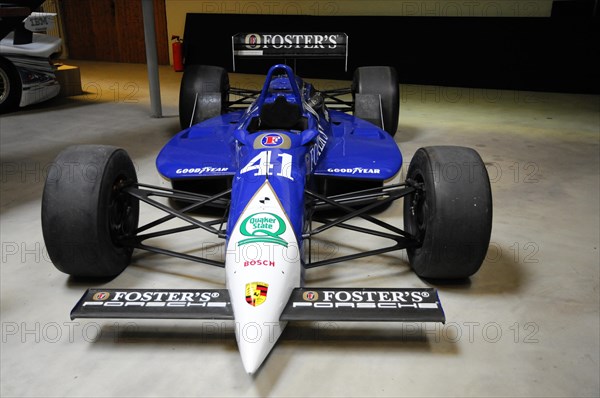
[156,64,403,247]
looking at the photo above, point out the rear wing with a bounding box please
[232,32,348,72]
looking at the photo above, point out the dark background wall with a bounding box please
[183,12,599,94]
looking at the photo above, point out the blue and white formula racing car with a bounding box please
[42,33,493,374]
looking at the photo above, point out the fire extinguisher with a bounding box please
[171,35,184,72]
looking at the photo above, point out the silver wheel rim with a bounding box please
[0,67,9,105]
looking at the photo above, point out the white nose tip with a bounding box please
[236,320,286,374]
[241,352,264,375]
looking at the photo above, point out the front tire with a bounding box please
[403,146,492,279]
[42,145,139,278]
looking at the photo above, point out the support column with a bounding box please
[141,0,162,118]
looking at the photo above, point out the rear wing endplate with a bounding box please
[232,32,348,72]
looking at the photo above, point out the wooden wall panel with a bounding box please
[114,0,145,63]
[60,0,168,64]
[153,0,169,65]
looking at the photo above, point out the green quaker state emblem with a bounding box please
[238,212,287,247]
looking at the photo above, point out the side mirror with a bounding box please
[300,129,319,145]
[233,128,251,146]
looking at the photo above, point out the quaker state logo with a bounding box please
[238,212,287,247]
[245,282,269,307]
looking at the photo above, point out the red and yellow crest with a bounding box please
[245,282,269,307]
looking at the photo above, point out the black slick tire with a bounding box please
[41,145,139,278]
[352,66,399,137]
[403,146,493,279]
[179,65,229,129]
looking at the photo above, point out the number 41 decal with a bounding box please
[240,151,294,181]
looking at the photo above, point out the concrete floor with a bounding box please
[0,60,598,397]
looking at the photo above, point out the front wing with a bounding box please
[71,288,445,323]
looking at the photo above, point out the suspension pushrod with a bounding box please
[305,244,403,268]
[305,188,412,237]
[141,190,229,207]
[127,188,225,236]
[312,218,414,242]
[321,88,352,95]
[230,87,261,94]
[313,184,409,207]
[135,182,230,205]
[323,97,353,106]
[228,98,255,106]
[130,187,230,234]
[130,218,226,243]
[134,243,224,268]
[133,224,200,241]
[325,182,407,201]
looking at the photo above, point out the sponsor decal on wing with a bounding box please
[293,289,434,309]
[70,289,234,320]
[83,290,226,308]
[234,33,346,52]
[281,288,446,322]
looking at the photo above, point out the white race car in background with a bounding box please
[0,9,61,112]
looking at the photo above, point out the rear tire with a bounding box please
[403,146,492,279]
[0,57,22,113]
[353,66,399,137]
[42,145,139,278]
[179,65,229,129]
